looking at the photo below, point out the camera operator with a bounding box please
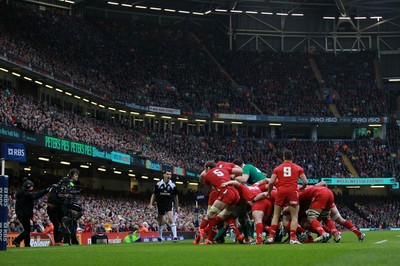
[13,178,48,247]
[61,169,82,245]
[48,169,82,245]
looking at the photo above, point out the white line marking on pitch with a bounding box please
[374,240,388,244]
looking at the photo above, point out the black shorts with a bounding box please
[157,202,173,215]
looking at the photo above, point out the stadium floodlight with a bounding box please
[45,84,53,89]
[346,186,360,189]
[276,13,288,16]
[212,120,224,123]
[231,10,242,13]
[215,9,227,12]
[108,107,116,110]
[107,2,119,5]
[24,77,32,81]
[231,121,243,124]
[91,101,97,105]
[128,173,135,177]
[178,10,190,14]
[65,0,75,4]
[193,12,204,15]
[130,111,139,115]
[371,185,385,188]
[114,170,122,174]
[145,113,155,117]
[178,117,188,121]
[97,167,106,172]
[0,67,8,72]
[135,5,147,9]
[80,165,89,169]
[65,92,72,96]
[35,80,43,85]
[354,17,366,20]
[188,182,198,186]
[12,72,21,77]
[370,16,382,20]
[74,95,81,99]
[323,16,335,20]
[261,12,273,15]
[164,9,176,12]
[269,123,281,126]
[154,178,160,181]
[121,4,132,7]
[388,78,400,82]
[195,119,206,122]
[292,13,304,16]
[23,167,31,171]
[339,16,351,20]
[141,176,149,179]
[83,98,89,102]
[60,161,70,165]
[368,124,382,127]
[55,88,63,92]
[38,157,50,161]
[98,104,105,108]
[150,7,162,11]
[245,11,258,14]
[161,116,172,119]
[204,10,212,14]
[176,181,184,185]
[119,109,127,113]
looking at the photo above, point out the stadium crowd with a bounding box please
[0,5,389,118]
[1,86,395,177]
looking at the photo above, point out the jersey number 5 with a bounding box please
[213,169,224,177]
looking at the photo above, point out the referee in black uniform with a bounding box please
[148,170,179,242]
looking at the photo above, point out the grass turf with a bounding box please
[1,230,400,266]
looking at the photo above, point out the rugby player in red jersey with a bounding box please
[200,160,243,244]
[221,180,274,244]
[266,150,308,244]
[299,186,335,243]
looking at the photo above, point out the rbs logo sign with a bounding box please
[1,143,26,162]
[8,148,25,156]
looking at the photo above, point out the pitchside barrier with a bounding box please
[6,231,193,247]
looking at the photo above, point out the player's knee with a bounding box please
[320,210,330,219]
[219,209,232,217]
[331,212,341,221]
[209,206,222,216]
[306,209,320,220]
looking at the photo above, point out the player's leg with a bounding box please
[288,205,301,244]
[166,210,178,241]
[330,206,365,241]
[266,204,282,243]
[252,210,264,244]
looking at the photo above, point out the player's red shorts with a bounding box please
[217,187,240,205]
[208,189,219,205]
[251,198,273,216]
[309,189,334,210]
[275,189,299,207]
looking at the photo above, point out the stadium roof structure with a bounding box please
[21,0,400,19]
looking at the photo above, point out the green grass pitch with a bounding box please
[1,231,400,266]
